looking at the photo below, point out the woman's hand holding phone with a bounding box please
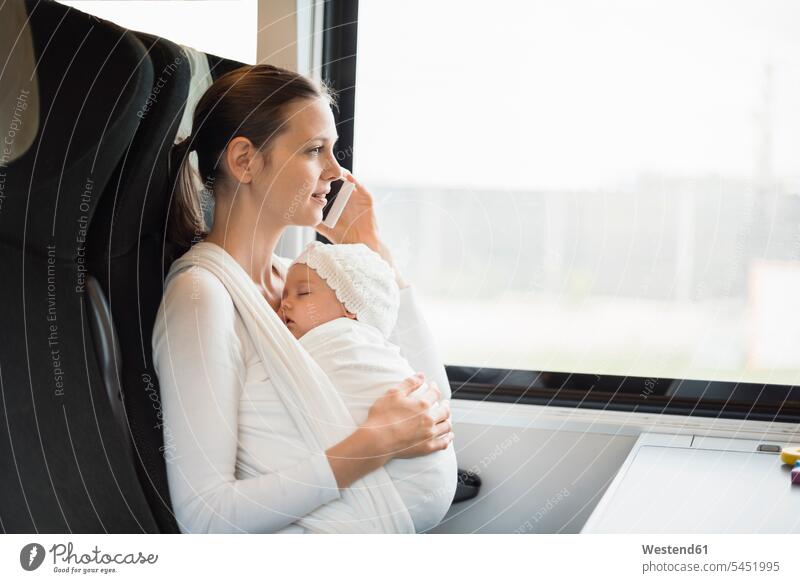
[314,170,381,249]
[314,170,410,288]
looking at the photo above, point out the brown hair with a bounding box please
[167,64,337,247]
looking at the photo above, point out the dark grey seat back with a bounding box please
[0,0,157,533]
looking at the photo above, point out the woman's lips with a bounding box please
[311,189,329,205]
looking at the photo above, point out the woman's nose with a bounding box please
[323,156,344,182]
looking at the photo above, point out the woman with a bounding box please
[151,64,454,534]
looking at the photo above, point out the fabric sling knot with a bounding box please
[165,241,415,533]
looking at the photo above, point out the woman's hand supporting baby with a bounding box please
[324,372,453,490]
[364,374,452,460]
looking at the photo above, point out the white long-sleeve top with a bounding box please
[151,252,452,534]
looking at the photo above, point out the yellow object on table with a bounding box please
[780,447,800,465]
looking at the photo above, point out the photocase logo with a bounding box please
[20,543,46,571]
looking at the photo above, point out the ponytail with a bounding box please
[167,134,207,248]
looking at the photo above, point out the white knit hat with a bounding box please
[289,241,400,337]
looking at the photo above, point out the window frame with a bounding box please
[316,0,358,248]
[319,2,800,424]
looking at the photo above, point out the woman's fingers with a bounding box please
[341,168,360,188]
[418,382,442,408]
[433,401,454,447]
[400,372,425,395]
[433,416,452,437]
[432,425,455,450]
[431,398,451,422]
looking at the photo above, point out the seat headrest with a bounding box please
[0,0,153,261]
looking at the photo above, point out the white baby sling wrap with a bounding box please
[165,241,416,533]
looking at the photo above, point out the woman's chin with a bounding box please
[285,208,324,228]
[307,200,325,214]
[309,205,325,224]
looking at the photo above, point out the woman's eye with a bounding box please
[309,146,322,155]
[298,291,310,296]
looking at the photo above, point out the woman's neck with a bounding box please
[203,198,286,294]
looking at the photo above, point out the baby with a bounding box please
[279,240,457,532]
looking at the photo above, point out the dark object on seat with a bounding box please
[0,0,157,532]
[453,468,481,503]
[84,275,130,458]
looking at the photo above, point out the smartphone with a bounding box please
[321,179,355,228]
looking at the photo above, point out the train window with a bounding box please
[59,0,257,63]
[351,0,800,386]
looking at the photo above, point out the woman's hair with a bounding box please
[167,64,337,247]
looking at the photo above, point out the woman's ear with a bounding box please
[225,136,261,184]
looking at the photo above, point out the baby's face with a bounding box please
[280,263,355,339]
